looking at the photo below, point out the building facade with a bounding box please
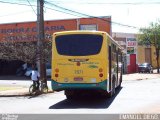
[113,32,160,73]
[112,32,138,74]
[0,17,112,75]
[0,17,111,42]
[137,45,160,68]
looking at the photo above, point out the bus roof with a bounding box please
[53,30,106,35]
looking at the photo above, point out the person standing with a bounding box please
[31,66,40,90]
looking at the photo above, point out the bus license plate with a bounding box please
[74,77,83,81]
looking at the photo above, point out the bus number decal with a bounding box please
[75,70,83,74]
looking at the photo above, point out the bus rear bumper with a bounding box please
[51,80,107,91]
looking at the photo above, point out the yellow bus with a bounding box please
[51,31,123,99]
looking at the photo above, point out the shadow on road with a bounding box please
[49,87,122,109]
[0,75,30,81]
[0,75,52,81]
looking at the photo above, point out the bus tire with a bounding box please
[66,95,75,100]
[65,90,76,100]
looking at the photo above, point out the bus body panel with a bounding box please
[52,58,106,84]
[51,31,122,96]
[52,31,108,91]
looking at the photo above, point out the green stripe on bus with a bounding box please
[51,80,107,91]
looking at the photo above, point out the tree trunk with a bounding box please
[156,48,160,73]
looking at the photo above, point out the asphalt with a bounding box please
[0,70,160,97]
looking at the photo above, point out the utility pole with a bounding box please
[37,0,47,88]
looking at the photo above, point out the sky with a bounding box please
[0,0,160,33]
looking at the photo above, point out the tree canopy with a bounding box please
[138,21,160,48]
[0,40,52,64]
[138,21,160,73]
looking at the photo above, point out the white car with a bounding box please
[25,64,51,77]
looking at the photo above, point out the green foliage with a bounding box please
[138,21,160,48]
[0,40,52,64]
[138,20,160,73]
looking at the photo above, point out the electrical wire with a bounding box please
[45,6,83,18]
[0,0,36,7]
[26,0,37,15]
[46,0,160,5]
[44,1,139,29]
[0,0,139,29]
[45,1,88,17]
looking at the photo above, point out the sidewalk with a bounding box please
[123,73,160,81]
[0,87,54,97]
[0,88,29,97]
[0,75,53,97]
[0,72,160,97]
[123,69,160,81]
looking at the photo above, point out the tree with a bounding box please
[138,21,160,73]
[0,40,52,65]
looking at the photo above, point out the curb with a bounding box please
[0,93,30,97]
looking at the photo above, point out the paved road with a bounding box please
[0,78,160,114]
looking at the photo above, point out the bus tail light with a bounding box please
[55,68,59,73]
[55,74,59,78]
[99,68,103,72]
[99,68,103,77]
[99,73,103,77]
[55,68,59,77]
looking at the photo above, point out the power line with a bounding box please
[45,6,83,18]
[46,1,160,5]
[0,0,139,29]
[26,0,37,15]
[0,0,82,19]
[87,2,160,5]
[45,1,89,17]
[0,0,36,7]
[44,1,91,18]
[44,1,139,29]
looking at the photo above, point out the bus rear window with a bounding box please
[55,34,103,56]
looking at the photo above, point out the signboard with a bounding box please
[79,24,97,30]
[0,26,65,41]
[127,38,137,47]
[126,38,137,54]
[127,47,134,54]
[0,17,111,42]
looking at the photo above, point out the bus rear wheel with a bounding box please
[65,90,76,100]
[66,95,76,100]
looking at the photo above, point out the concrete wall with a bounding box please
[137,45,160,68]
[137,45,145,64]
